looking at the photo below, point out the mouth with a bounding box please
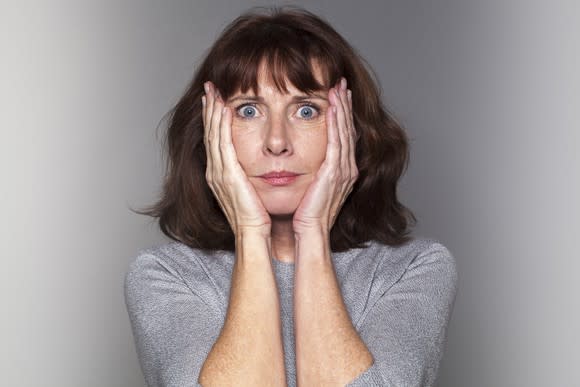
[258,171,302,186]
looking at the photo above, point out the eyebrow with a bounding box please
[228,93,328,103]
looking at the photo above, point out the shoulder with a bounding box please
[124,242,233,313]
[365,237,458,296]
[125,241,208,284]
[334,237,458,326]
[374,237,459,298]
[388,237,456,270]
[126,241,234,277]
[371,236,456,269]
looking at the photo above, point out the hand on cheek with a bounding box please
[292,77,359,235]
[202,81,272,236]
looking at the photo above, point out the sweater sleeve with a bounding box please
[346,242,459,387]
[124,252,222,387]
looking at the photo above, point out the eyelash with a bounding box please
[234,102,321,120]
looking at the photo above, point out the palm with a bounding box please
[293,79,357,235]
[293,162,333,231]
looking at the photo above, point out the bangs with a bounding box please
[209,21,344,99]
[148,8,417,252]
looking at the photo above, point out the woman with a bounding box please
[125,7,458,387]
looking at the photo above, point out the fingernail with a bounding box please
[201,95,206,106]
[347,90,352,100]
[204,82,209,93]
[341,77,347,90]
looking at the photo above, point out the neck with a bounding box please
[270,214,296,263]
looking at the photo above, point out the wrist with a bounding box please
[293,222,329,239]
[294,227,331,265]
[236,227,272,259]
[236,223,271,238]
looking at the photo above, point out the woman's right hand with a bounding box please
[202,81,272,237]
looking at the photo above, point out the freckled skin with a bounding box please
[226,64,329,216]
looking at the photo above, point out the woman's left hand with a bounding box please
[292,77,359,236]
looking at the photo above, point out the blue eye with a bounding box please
[297,104,318,119]
[235,102,320,120]
[237,104,257,118]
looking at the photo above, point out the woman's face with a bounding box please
[226,64,330,216]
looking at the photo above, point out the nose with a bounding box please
[263,113,293,156]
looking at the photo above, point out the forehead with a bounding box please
[233,59,328,97]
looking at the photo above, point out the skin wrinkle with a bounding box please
[224,61,330,263]
[124,10,458,387]
[205,55,369,385]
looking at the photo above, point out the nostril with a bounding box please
[267,147,289,155]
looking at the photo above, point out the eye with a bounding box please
[236,104,259,119]
[297,103,320,120]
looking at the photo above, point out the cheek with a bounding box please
[231,121,259,169]
[299,122,328,167]
[231,118,329,170]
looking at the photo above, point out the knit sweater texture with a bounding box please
[124,237,458,386]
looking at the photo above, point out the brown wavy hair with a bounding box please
[133,6,416,252]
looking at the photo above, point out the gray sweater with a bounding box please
[124,237,458,386]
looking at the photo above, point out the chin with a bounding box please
[264,201,298,216]
[266,208,297,217]
[260,191,301,216]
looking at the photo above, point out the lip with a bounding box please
[259,171,300,178]
[258,171,301,186]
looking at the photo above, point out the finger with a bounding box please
[325,97,341,169]
[346,89,355,138]
[201,94,213,178]
[347,89,358,178]
[339,80,356,179]
[333,83,350,174]
[205,82,215,137]
[205,83,219,175]
[201,95,206,128]
[209,87,224,171]
[219,106,239,175]
[209,110,229,217]
[202,94,209,148]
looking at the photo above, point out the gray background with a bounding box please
[1,0,578,386]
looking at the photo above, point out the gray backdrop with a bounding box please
[1,1,578,386]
